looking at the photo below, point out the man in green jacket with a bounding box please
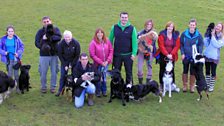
[109,12,138,84]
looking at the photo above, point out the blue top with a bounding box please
[6,37,15,60]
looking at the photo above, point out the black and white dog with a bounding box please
[107,69,128,106]
[126,80,162,103]
[192,45,209,101]
[0,71,17,104]
[162,59,180,98]
[19,65,31,94]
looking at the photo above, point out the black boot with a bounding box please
[138,78,143,84]
[146,78,151,84]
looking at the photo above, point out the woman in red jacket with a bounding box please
[157,21,180,90]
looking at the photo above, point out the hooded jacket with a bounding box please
[0,35,24,64]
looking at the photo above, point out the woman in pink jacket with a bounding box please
[89,28,113,97]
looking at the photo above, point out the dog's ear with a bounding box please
[26,65,31,69]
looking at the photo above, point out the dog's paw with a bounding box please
[108,100,112,103]
[122,103,126,106]
[197,98,201,101]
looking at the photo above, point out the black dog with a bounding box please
[0,71,16,104]
[204,22,215,39]
[126,80,162,103]
[61,72,75,101]
[41,24,59,53]
[107,69,128,106]
[19,65,31,94]
[193,55,209,101]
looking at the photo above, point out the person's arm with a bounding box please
[170,37,180,56]
[72,39,81,66]
[0,38,7,55]
[57,41,66,66]
[197,35,204,53]
[51,27,62,43]
[16,36,24,58]
[109,25,115,45]
[158,34,169,56]
[180,33,185,55]
[210,36,224,48]
[35,29,42,49]
[106,39,114,64]
[131,27,138,56]
[89,41,104,65]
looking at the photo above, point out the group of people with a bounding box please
[0,12,224,109]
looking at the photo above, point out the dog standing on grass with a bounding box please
[19,65,31,94]
[192,45,209,101]
[126,80,162,103]
[0,71,17,104]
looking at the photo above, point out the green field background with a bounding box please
[0,0,224,126]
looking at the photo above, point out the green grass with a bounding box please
[1,0,224,125]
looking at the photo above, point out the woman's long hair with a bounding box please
[93,28,107,43]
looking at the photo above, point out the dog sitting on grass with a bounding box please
[19,65,31,94]
[0,71,17,104]
[107,69,128,106]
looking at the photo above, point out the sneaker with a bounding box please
[50,89,56,94]
[96,93,101,98]
[41,89,47,93]
[102,93,107,97]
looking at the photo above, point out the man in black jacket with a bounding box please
[55,30,80,96]
[35,16,62,94]
[73,53,100,108]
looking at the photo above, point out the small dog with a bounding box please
[107,69,127,106]
[61,68,75,102]
[19,65,31,94]
[0,71,17,104]
[126,80,162,103]
[162,59,175,97]
[204,22,215,39]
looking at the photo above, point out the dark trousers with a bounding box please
[159,54,175,85]
[182,58,195,75]
[113,55,133,84]
[205,62,217,77]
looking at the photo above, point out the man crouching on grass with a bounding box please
[73,53,100,108]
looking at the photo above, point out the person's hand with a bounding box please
[82,74,92,81]
[5,52,8,55]
[43,34,47,40]
[102,61,108,67]
[167,54,173,60]
[211,29,215,36]
[65,66,68,71]
[181,54,185,60]
[14,53,18,58]
[131,55,135,61]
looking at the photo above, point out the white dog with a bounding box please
[162,60,180,97]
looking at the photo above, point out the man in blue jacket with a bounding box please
[180,18,203,93]
[35,16,62,94]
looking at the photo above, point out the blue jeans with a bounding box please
[96,65,108,95]
[39,56,59,90]
[7,60,19,84]
[74,84,96,108]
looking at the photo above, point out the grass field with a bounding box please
[1,0,224,126]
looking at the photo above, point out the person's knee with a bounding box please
[74,101,84,108]
[87,84,96,94]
